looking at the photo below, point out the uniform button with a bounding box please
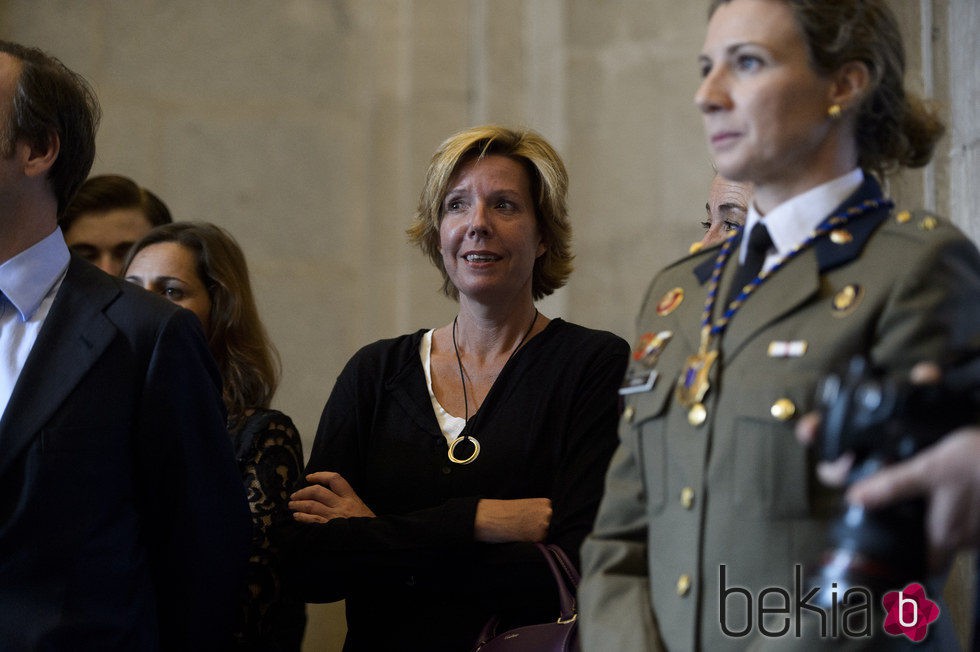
[687,403,707,427]
[441,466,451,475]
[680,487,695,509]
[676,574,691,596]
[770,398,796,421]
[623,405,635,423]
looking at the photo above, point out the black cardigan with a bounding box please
[277,318,628,651]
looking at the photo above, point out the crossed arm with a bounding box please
[290,471,553,543]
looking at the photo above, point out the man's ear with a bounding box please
[22,131,59,179]
[828,60,872,112]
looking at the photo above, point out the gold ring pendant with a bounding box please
[447,436,480,464]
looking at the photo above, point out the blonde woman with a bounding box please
[280,126,629,651]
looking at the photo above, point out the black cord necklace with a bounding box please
[448,307,539,464]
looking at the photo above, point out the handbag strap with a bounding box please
[535,542,579,623]
[472,543,581,649]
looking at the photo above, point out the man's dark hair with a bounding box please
[61,174,173,232]
[0,40,101,217]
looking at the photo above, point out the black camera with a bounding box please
[806,355,978,605]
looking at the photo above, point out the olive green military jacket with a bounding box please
[580,176,980,651]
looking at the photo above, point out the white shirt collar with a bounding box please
[741,168,864,262]
[0,228,71,321]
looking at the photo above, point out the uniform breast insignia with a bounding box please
[656,287,684,316]
[832,284,864,317]
[633,330,673,367]
[620,368,658,396]
[767,340,808,358]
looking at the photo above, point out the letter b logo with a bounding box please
[882,583,939,642]
[897,591,918,628]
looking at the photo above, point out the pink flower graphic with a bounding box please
[882,583,940,642]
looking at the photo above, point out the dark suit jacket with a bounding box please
[0,256,252,650]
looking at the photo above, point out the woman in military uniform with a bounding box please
[580,1,980,650]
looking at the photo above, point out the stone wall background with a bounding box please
[2,1,975,649]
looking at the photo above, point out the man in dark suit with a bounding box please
[0,41,251,649]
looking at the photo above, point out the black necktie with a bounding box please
[727,222,773,305]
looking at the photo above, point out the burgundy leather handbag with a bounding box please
[471,543,580,652]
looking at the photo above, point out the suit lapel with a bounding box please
[687,236,741,352]
[649,248,732,355]
[0,258,119,480]
[660,268,711,354]
[721,247,820,360]
[693,233,740,286]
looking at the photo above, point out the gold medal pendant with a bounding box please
[675,327,717,409]
[675,350,718,408]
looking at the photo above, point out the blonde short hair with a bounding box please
[407,125,573,301]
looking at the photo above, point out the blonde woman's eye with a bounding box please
[445,197,466,212]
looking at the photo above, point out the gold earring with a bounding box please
[828,104,842,120]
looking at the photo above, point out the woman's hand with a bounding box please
[846,428,980,568]
[289,471,376,524]
[474,498,552,543]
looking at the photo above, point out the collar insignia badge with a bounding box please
[656,287,684,317]
[832,284,863,316]
[633,330,673,367]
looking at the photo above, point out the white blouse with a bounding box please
[420,329,466,444]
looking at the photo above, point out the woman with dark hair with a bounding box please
[278,125,629,651]
[580,1,980,649]
[61,174,172,276]
[123,222,305,651]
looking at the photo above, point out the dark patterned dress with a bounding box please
[228,408,307,651]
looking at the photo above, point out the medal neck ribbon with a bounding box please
[674,197,892,414]
[698,198,892,348]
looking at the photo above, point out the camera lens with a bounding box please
[856,383,882,411]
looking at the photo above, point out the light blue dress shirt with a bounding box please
[0,228,70,419]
